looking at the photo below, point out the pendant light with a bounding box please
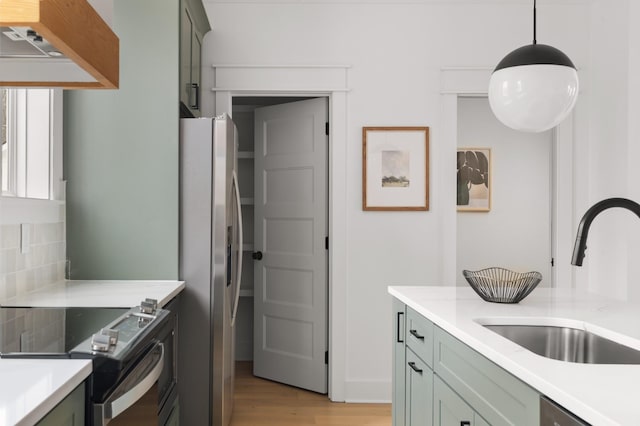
[488,0,578,133]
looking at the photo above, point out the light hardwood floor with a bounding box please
[230,362,392,426]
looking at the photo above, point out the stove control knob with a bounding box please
[100,328,119,346]
[91,333,111,352]
[140,298,158,314]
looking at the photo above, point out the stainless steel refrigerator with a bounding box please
[178,114,242,426]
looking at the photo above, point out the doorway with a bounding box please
[231,96,329,394]
[456,97,554,285]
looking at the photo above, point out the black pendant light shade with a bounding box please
[493,44,576,71]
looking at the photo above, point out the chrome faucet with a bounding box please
[571,197,640,266]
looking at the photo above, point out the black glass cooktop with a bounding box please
[0,306,127,355]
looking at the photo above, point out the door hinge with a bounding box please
[325,350,329,365]
[325,122,329,136]
[325,236,329,250]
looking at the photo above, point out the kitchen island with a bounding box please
[389,285,640,425]
[0,279,184,426]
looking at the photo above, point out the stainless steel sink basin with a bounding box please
[483,324,640,364]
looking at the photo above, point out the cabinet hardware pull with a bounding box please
[190,83,200,110]
[408,361,423,374]
[397,312,404,343]
[460,422,471,426]
[409,329,425,340]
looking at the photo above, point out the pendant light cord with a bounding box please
[533,0,537,44]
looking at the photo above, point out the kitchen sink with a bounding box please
[481,322,640,364]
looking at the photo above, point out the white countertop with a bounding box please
[1,280,185,308]
[0,359,92,426]
[0,280,184,425]
[388,285,640,426]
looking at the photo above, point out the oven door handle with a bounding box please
[101,342,164,422]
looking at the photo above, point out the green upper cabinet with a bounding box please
[64,0,210,280]
[180,0,209,117]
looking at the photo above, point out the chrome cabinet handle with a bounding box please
[409,329,425,340]
[408,361,423,374]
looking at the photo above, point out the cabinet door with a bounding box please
[406,348,433,426]
[164,400,180,426]
[434,375,474,426]
[392,298,406,426]
[36,383,85,426]
[433,326,539,425]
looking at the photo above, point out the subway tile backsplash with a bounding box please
[0,222,66,300]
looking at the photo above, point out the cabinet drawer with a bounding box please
[406,306,434,367]
[433,326,539,426]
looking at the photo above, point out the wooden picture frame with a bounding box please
[362,127,429,211]
[457,147,491,212]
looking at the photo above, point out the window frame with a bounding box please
[0,88,63,226]
[0,88,63,201]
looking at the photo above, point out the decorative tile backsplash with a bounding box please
[0,221,66,301]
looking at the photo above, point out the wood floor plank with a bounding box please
[231,362,391,426]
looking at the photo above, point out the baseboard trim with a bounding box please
[344,380,391,403]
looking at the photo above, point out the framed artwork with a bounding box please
[457,148,491,212]
[362,126,429,211]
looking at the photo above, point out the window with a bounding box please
[0,88,58,200]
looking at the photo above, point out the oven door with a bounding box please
[93,342,164,426]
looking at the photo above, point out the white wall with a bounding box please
[572,0,639,300]
[456,97,553,286]
[202,0,590,402]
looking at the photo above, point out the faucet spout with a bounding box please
[571,197,640,266]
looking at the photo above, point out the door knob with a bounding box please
[252,251,263,260]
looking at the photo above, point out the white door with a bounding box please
[253,97,328,393]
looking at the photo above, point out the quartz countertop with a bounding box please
[388,286,640,426]
[0,279,184,425]
[0,359,92,426]
[1,279,185,308]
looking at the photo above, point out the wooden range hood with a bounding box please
[0,0,119,88]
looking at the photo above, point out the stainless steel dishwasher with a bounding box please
[540,396,590,426]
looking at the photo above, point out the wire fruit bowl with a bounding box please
[462,267,542,304]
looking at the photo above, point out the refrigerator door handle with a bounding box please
[231,170,243,327]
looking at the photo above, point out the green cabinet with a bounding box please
[164,398,180,426]
[392,298,406,426]
[180,0,207,117]
[392,297,540,426]
[406,348,433,425]
[394,301,433,426]
[36,383,85,426]
[434,375,489,426]
[433,327,539,425]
